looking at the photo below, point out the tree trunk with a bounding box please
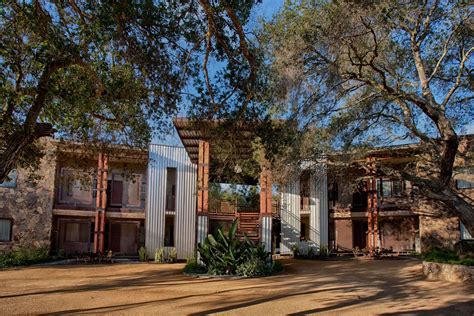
[0,123,54,181]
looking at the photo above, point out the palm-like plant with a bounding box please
[198,219,269,275]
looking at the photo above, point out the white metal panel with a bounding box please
[280,178,300,255]
[310,164,329,249]
[146,144,197,259]
[261,215,272,253]
[197,215,208,245]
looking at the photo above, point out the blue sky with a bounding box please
[159,0,285,146]
[158,0,473,147]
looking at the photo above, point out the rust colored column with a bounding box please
[197,141,204,213]
[372,175,378,251]
[266,170,272,214]
[197,140,210,214]
[367,178,373,255]
[259,168,273,214]
[259,168,267,214]
[93,153,103,254]
[203,141,209,213]
[99,154,108,254]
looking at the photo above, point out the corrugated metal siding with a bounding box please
[310,164,329,249]
[197,215,208,245]
[280,178,300,254]
[261,216,272,252]
[146,145,197,259]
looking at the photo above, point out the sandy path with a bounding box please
[0,259,472,315]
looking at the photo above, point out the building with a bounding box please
[1,122,473,259]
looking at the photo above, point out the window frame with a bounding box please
[0,170,17,188]
[0,218,13,242]
[456,179,473,190]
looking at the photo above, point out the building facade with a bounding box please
[1,129,472,259]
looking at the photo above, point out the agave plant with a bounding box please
[197,219,269,275]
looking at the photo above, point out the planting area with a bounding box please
[1,259,473,315]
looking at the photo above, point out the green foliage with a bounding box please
[236,257,269,277]
[138,247,148,262]
[184,258,207,274]
[423,249,474,266]
[307,246,315,259]
[154,248,165,263]
[0,247,59,268]
[197,219,278,276]
[319,246,329,258]
[168,248,178,263]
[0,1,261,181]
[290,244,300,257]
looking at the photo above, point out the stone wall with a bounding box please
[419,213,460,252]
[0,139,57,252]
[423,261,473,283]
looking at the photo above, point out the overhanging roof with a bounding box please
[173,118,256,164]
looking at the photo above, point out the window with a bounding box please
[0,170,17,188]
[166,168,177,212]
[58,168,93,205]
[456,180,473,190]
[164,216,175,247]
[328,182,338,201]
[110,174,124,206]
[352,181,368,207]
[460,222,473,240]
[64,222,89,242]
[0,219,12,242]
[377,179,404,197]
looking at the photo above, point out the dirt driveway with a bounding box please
[0,258,472,315]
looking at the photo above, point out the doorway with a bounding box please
[353,220,368,249]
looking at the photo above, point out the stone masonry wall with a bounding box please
[420,202,461,252]
[0,139,57,252]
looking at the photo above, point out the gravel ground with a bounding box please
[0,258,472,315]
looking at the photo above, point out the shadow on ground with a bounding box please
[0,259,472,315]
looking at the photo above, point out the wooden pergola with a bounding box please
[173,118,273,218]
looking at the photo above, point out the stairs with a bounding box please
[237,212,260,241]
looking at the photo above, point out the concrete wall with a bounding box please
[0,140,56,251]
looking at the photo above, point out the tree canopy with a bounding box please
[261,0,473,232]
[0,0,260,181]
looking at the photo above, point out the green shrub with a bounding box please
[290,244,300,257]
[138,247,148,262]
[422,249,474,266]
[272,260,284,273]
[184,258,207,274]
[0,247,53,268]
[197,219,278,276]
[154,248,165,263]
[168,248,178,263]
[319,246,329,258]
[236,257,268,277]
[307,247,315,259]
